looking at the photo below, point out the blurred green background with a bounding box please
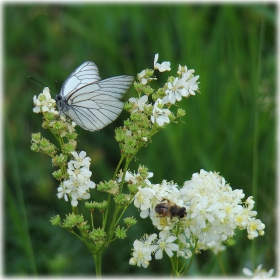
[4,3,276,277]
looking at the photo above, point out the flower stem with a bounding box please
[93,252,102,277]
[179,239,198,275]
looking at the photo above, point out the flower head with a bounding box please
[129,234,157,268]
[133,169,265,257]
[129,95,152,113]
[57,151,96,206]
[69,151,91,169]
[151,99,171,126]
[154,53,171,72]
[33,87,58,114]
[163,77,184,104]
[243,264,274,278]
[137,69,156,85]
[153,231,179,259]
[162,66,200,105]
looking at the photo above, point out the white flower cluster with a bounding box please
[243,264,274,278]
[128,95,152,113]
[163,65,199,104]
[33,87,58,114]
[118,167,154,196]
[132,53,200,127]
[57,151,96,206]
[151,99,171,126]
[183,170,265,245]
[154,53,171,72]
[130,169,265,268]
[129,231,181,268]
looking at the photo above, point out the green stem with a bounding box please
[114,196,134,226]
[103,158,131,249]
[68,229,84,241]
[169,256,176,276]
[113,155,125,180]
[103,194,111,228]
[217,251,227,276]
[118,158,131,194]
[93,252,102,277]
[72,206,78,215]
[91,210,94,229]
[103,155,125,230]
[179,239,198,275]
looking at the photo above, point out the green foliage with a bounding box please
[4,3,276,276]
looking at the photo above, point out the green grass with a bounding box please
[4,3,276,276]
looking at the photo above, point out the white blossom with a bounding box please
[154,231,179,259]
[137,69,156,85]
[154,53,171,72]
[33,87,58,114]
[56,151,95,206]
[163,77,184,104]
[119,168,153,187]
[162,65,200,104]
[129,234,157,268]
[181,73,199,96]
[132,169,265,260]
[177,64,195,76]
[243,264,274,278]
[70,151,91,169]
[247,218,265,239]
[129,95,152,113]
[57,182,71,201]
[151,98,170,126]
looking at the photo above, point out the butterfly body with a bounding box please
[55,61,134,131]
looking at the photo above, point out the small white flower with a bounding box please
[134,187,156,213]
[56,151,95,206]
[120,168,153,187]
[138,69,148,85]
[162,66,200,104]
[33,87,58,114]
[137,69,156,85]
[247,218,265,239]
[163,77,184,104]
[129,95,152,113]
[129,234,157,268]
[154,231,179,259]
[151,99,170,126]
[67,164,92,179]
[181,73,200,96]
[70,151,91,169]
[243,264,274,278]
[177,64,195,76]
[57,182,71,201]
[154,53,171,72]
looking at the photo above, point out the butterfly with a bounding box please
[55,61,134,132]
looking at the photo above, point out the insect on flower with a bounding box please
[155,199,187,219]
[55,61,134,132]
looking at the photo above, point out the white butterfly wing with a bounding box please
[60,61,101,97]
[66,75,134,131]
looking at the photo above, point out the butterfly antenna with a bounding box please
[55,81,59,92]
[29,76,57,93]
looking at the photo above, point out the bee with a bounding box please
[155,199,186,219]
